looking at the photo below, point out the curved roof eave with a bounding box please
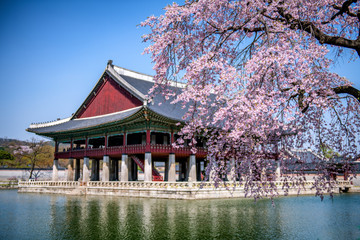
[27,106,144,136]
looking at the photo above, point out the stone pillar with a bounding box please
[131,160,138,181]
[114,159,119,181]
[121,154,128,181]
[109,158,114,181]
[96,159,100,181]
[165,160,169,181]
[52,159,59,181]
[180,162,187,181]
[275,161,281,180]
[227,158,236,183]
[261,167,267,181]
[102,155,109,181]
[168,153,176,182]
[91,159,96,181]
[75,159,81,181]
[196,160,201,181]
[67,158,74,181]
[128,157,133,181]
[110,159,118,181]
[209,162,216,183]
[83,157,90,182]
[188,154,196,182]
[144,152,152,182]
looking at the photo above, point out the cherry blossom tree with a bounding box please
[142,0,360,199]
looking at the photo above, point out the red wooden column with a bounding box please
[54,140,58,159]
[123,132,127,145]
[70,139,73,151]
[344,165,349,180]
[54,140,58,153]
[123,132,127,153]
[104,134,108,155]
[70,139,73,158]
[85,137,88,156]
[146,129,151,152]
[170,131,174,152]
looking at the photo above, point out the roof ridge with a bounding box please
[112,65,154,82]
[111,62,186,89]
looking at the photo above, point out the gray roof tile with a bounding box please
[28,64,187,135]
[28,107,142,134]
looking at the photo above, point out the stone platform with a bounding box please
[17,180,353,199]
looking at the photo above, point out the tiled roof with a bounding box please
[27,62,186,135]
[119,74,187,121]
[28,107,142,134]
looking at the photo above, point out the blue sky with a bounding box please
[0,0,359,141]
[0,0,174,140]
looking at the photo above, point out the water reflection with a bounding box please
[0,190,359,240]
[50,194,360,240]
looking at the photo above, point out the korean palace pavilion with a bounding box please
[27,61,207,183]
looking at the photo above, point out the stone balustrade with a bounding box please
[19,181,80,187]
[18,180,351,189]
[17,180,354,199]
[336,180,351,186]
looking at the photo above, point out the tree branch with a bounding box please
[333,85,360,102]
[326,0,359,23]
[277,5,360,56]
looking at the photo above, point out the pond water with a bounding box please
[0,190,359,240]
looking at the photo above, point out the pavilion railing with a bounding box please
[55,144,208,159]
[106,146,125,155]
[126,144,146,154]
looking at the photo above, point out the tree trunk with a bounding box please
[29,163,35,180]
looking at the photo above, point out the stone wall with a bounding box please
[17,180,350,200]
[0,169,66,181]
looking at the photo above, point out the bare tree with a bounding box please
[21,138,54,180]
